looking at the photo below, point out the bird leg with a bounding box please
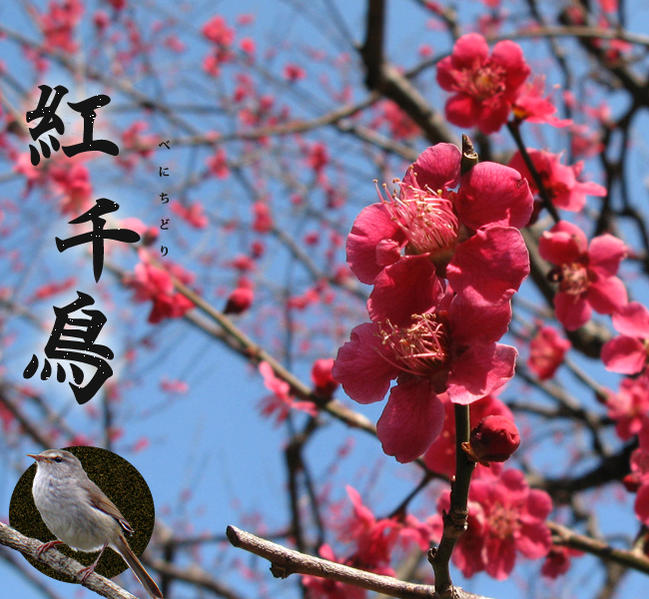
[78,542,108,583]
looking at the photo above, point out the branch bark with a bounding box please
[0,522,138,599]
[226,525,493,599]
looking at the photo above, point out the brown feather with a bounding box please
[84,477,134,535]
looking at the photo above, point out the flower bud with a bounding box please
[622,473,642,493]
[224,286,254,315]
[462,415,520,465]
[311,358,338,398]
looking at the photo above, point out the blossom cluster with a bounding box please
[333,142,533,462]
[436,466,552,580]
[436,33,566,134]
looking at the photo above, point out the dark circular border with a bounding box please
[9,446,156,583]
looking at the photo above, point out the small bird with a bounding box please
[28,449,163,598]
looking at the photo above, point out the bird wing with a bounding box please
[84,477,135,536]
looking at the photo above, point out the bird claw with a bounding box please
[36,540,63,557]
[78,563,97,583]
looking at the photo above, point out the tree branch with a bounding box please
[549,521,649,575]
[226,525,493,599]
[0,522,137,599]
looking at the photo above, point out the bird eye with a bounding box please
[54,457,62,463]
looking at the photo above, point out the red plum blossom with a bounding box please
[509,149,606,212]
[601,302,649,374]
[333,256,518,462]
[438,467,552,579]
[539,220,627,330]
[623,424,649,526]
[347,143,532,303]
[436,33,530,133]
[606,374,649,440]
[527,325,571,380]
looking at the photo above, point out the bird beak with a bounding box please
[27,453,42,462]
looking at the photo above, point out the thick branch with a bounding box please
[0,522,137,599]
[226,525,493,599]
[360,0,455,143]
[529,442,635,503]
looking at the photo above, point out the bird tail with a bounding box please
[113,534,163,599]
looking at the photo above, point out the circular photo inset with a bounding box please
[9,445,156,583]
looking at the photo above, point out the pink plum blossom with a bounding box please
[257,361,317,425]
[606,374,649,440]
[509,149,605,212]
[347,143,532,304]
[539,220,627,330]
[623,424,649,525]
[301,544,366,599]
[438,467,552,579]
[527,325,571,380]
[126,261,194,324]
[541,546,583,578]
[301,484,438,599]
[333,256,518,462]
[338,486,399,571]
[601,302,649,374]
[511,78,572,128]
[436,33,530,133]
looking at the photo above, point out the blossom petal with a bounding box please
[446,343,517,405]
[516,522,552,559]
[332,323,399,404]
[485,536,516,580]
[436,56,457,91]
[526,489,553,520]
[456,162,533,229]
[377,377,444,463]
[601,336,646,374]
[444,94,480,128]
[587,275,627,314]
[538,221,587,264]
[449,290,513,345]
[347,203,405,284]
[446,226,529,303]
[452,33,489,69]
[613,302,649,338]
[368,255,442,326]
[402,143,461,192]
[636,484,649,525]
[554,292,591,331]
[477,96,511,134]
[589,234,626,276]
[491,40,530,91]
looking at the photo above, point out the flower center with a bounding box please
[549,261,590,296]
[378,313,449,377]
[487,503,520,539]
[459,63,506,99]
[386,184,459,260]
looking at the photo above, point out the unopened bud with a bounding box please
[462,415,520,465]
[311,358,338,399]
[224,287,254,315]
[623,473,642,493]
